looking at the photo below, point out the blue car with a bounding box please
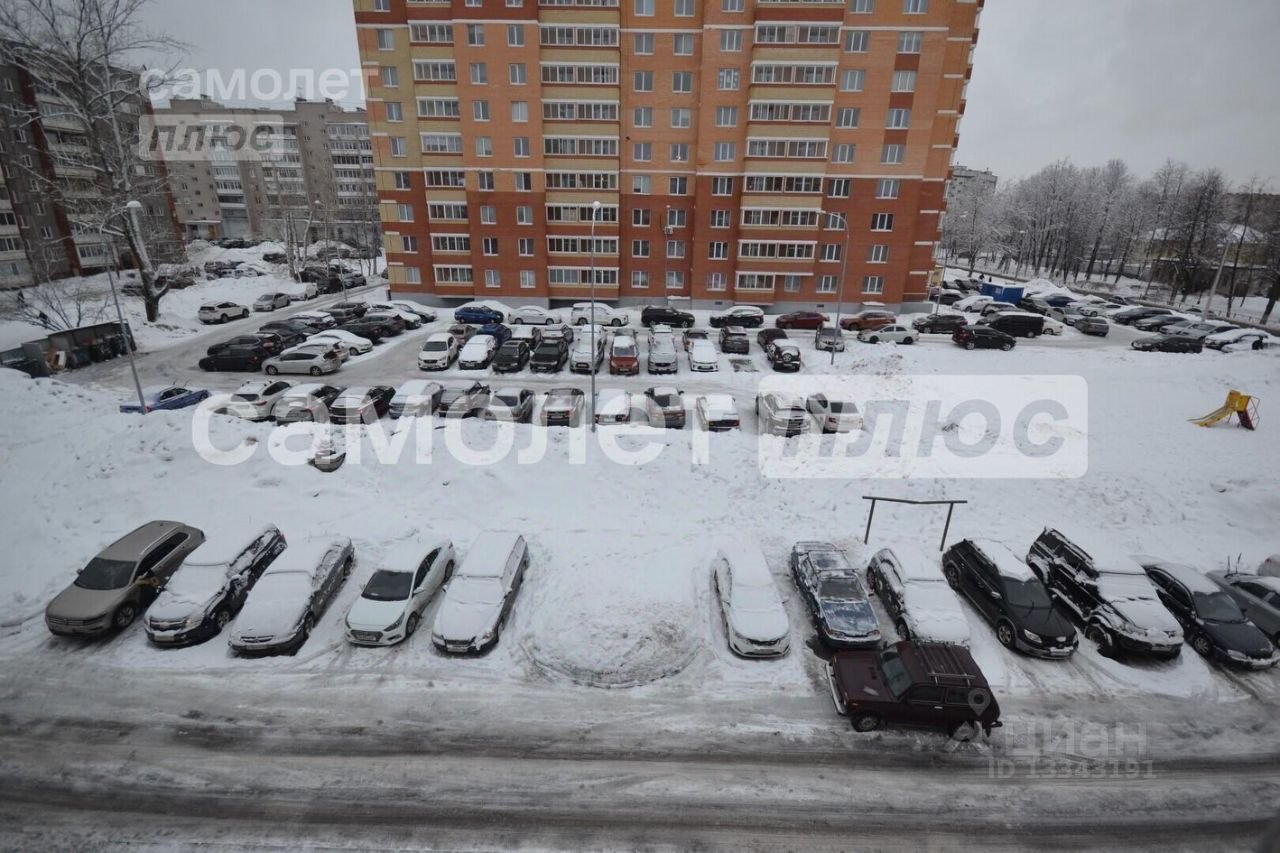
[475,323,512,346]
[120,384,211,414]
[454,305,504,325]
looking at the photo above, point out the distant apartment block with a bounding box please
[945,164,996,202]
[353,0,982,308]
[157,97,379,248]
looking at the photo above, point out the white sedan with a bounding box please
[695,394,740,431]
[458,336,496,369]
[688,339,719,371]
[308,329,373,356]
[1040,316,1065,336]
[509,305,564,325]
[712,544,790,657]
[806,393,863,433]
[856,324,916,344]
[345,541,456,646]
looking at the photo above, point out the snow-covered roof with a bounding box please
[717,543,772,586]
[879,544,946,583]
[395,379,440,397]
[699,394,738,418]
[1138,558,1222,595]
[459,531,522,578]
[280,383,326,399]
[264,537,347,580]
[967,538,1035,581]
[1056,529,1146,575]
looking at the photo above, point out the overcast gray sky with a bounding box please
[138,0,1279,186]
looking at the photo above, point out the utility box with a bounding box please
[979,282,1025,304]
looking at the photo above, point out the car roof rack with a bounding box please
[914,643,980,687]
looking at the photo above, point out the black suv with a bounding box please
[757,328,788,350]
[208,336,277,357]
[199,345,265,372]
[912,313,967,334]
[338,319,386,343]
[943,539,1077,658]
[1026,528,1183,659]
[641,305,695,328]
[719,326,750,354]
[953,326,1015,351]
[493,341,531,373]
[529,339,569,373]
[1141,560,1277,669]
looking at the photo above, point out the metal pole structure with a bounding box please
[102,206,147,415]
[589,200,601,432]
[1201,231,1233,320]
[818,210,851,366]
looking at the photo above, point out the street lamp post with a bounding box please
[817,209,852,366]
[101,200,148,414]
[588,200,602,432]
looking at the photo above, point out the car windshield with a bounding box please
[614,344,637,357]
[74,557,135,590]
[1003,578,1055,610]
[1195,590,1246,623]
[231,392,260,402]
[878,650,912,699]
[362,570,412,601]
[825,401,856,414]
[423,340,449,351]
[535,344,560,355]
[819,575,865,600]
[440,390,464,405]
[495,393,522,407]
[449,576,503,606]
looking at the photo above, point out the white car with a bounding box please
[688,339,719,372]
[308,329,373,356]
[571,333,607,373]
[595,388,637,425]
[419,332,459,370]
[571,302,629,327]
[225,379,293,421]
[979,301,1019,317]
[229,537,354,655]
[954,294,993,313]
[234,265,266,278]
[1067,299,1117,317]
[431,531,529,653]
[1204,328,1274,351]
[695,394,740,431]
[1040,316,1065,336]
[286,282,319,302]
[458,336,497,369]
[198,301,250,324]
[508,305,563,325]
[389,379,443,419]
[712,544,790,657]
[271,382,343,423]
[387,300,437,322]
[281,341,348,365]
[366,303,422,329]
[1048,305,1085,326]
[866,546,971,646]
[263,348,341,376]
[806,393,863,433]
[345,540,456,646]
[856,324,916,344]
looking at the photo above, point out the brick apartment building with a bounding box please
[157,98,378,248]
[353,0,981,309]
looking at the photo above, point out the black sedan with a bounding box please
[493,341,531,373]
[199,345,265,372]
[1143,560,1278,669]
[953,326,1015,351]
[338,320,386,343]
[208,335,279,357]
[1132,334,1202,354]
[913,313,967,334]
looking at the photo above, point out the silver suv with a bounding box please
[46,521,206,636]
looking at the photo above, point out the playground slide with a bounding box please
[1190,406,1234,428]
[1190,390,1258,430]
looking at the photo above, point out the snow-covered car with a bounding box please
[282,340,349,365]
[954,294,994,313]
[979,301,1020,318]
[233,265,266,278]
[540,387,585,426]
[145,524,287,647]
[570,332,607,373]
[608,334,639,375]
[345,540,456,646]
[688,339,719,371]
[253,293,291,312]
[484,387,535,423]
[431,531,529,653]
[198,301,250,324]
[329,385,395,424]
[418,332,459,370]
[119,384,210,414]
[366,303,423,329]
[856,324,916,345]
[458,336,497,369]
[646,333,679,374]
[308,329,373,357]
[285,282,319,302]
[713,544,790,657]
[1026,528,1183,658]
[766,340,803,372]
[866,546,971,646]
[387,300,437,322]
[1040,316,1065,336]
[1047,305,1085,326]
[594,388,637,425]
[790,541,881,648]
[571,302,629,327]
[263,348,341,376]
[270,383,343,423]
[806,393,863,433]
[229,537,354,656]
[695,394,740,431]
[540,323,575,343]
[644,386,686,428]
[389,379,443,419]
[439,382,490,418]
[290,310,336,330]
[224,379,293,420]
[1204,328,1273,351]
[815,327,846,352]
[1207,572,1280,644]
[709,305,765,329]
[508,305,563,325]
[756,391,811,437]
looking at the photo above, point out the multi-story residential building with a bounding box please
[354,0,981,309]
[0,60,184,288]
[158,98,379,248]
[945,164,995,203]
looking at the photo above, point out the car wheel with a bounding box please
[214,609,231,630]
[406,613,420,638]
[1085,624,1113,655]
[1000,342,1013,351]
[902,337,915,345]
[443,560,455,583]
[309,367,322,376]
[943,564,961,589]
[301,613,315,641]
[576,318,588,326]
[996,621,1016,649]
[112,603,138,630]
[611,319,623,327]
[220,314,229,323]
[349,347,360,357]
[342,556,353,580]
[513,318,524,325]
[868,336,879,344]
[949,721,982,742]
[964,341,976,350]
[1192,634,1213,657]
[265,365,279,375]
[851,712,883,733]
[895,619,911,640]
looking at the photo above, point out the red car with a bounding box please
[839,310,896,332]
[775,311,829,330]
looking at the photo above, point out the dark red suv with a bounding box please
[828,641,1002,738]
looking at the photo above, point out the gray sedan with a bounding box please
[1208,572,1280,644]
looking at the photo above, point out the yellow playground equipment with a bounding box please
[1190,390,1259,430]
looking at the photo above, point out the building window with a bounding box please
[480,205,497,224]
[867,245,889,263]
[672,71,692,93]
[517,206,533,224]
[473,100,490,121]
[478,171,495,190]
[674,33,694,55]
[844,30,869,52]
[633,208,651,226]
[394,171,412,190]
[516,172,533,191]
[520,270,536,288]
[633,175,651,194]
[467,24,485,46]
[633,106,653,127]
[711,177,733,196]
[514,137,530,157]
[634,70,654,92]
[898,31,922,53]
[707,272,727,291]
[475,136,493,157]
[817,275,838,293]
[876,178,900,199]
[402,235,419,253]
[720,30,741,51]
[850,0,873,11]
[374,0,390,10]
[481,237,498,256]
[711,209,731,228]
[667,208,687,228]
[470,63,488,84]
[863,275,885,294]
[376,29,395,50]
[632,270,649,288]
[518,237,534,255]
[717,68,739,90]
[397,203,414,221]
[507,24,524,46]
[633,142,652,161]
[827,178,851,198]
[675,0,693,16]
[821,244,841,262]
[887,108,911,129]
[670,108,691,128]
[632,239,650,258]
[380,66,399,87]
[405,266,421,284]
[715,106,737,127]
[665,270,685,289]
[509,63,527,84]
[904,0,928,13]
[841,69,865,92]
[713,142,735,162]
[636,0,654,15]
[634,32,654,54]
[389,137,407,157]
[485,269,501,288]
[385,101,403,122]
[881,144,905,164]
[510,101,529,122]
[671,142,690,162]
[832,143,855,163]
[670,176,688,195]
[722,0,744,10]
[891,70,917,92]
[836,107,860,129]
[708,242,728,260]
[871,213,894,231]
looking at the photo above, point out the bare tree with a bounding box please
[0,275,111,332]
[1081,159,1131,282]
[0,0,184,322]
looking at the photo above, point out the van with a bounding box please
[984,312,1045,338]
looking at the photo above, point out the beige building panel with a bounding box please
[750,47,840,63]
[538,48,621,63]
[424,190,468,203]
[739,196,825,209]
[538,10,621,25]
[541,86,621,101]
[543,156,621,170]
[742,161,826,175]
[747,86,836,102]
[745,124,832,139]
[545,191,621,205]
